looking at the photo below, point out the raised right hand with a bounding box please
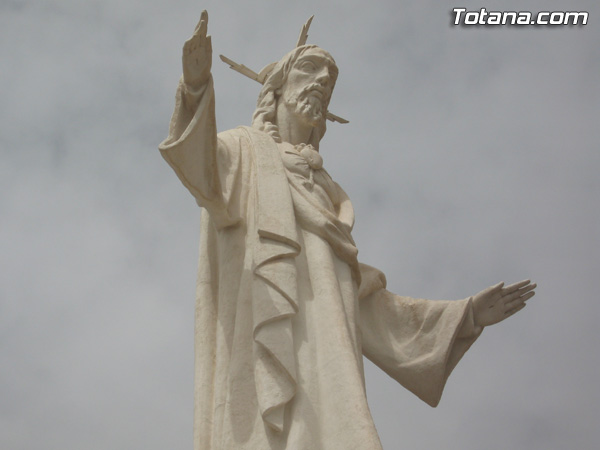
[182,10,212,90]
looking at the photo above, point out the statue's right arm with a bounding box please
[159,11,225,211]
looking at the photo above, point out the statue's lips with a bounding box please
[304,86,327,102]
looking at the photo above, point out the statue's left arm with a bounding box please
[357,264,535,406]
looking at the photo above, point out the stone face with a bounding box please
[159,11,535,450]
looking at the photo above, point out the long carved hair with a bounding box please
[251,45,336,148]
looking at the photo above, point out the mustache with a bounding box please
[299,83,328,101]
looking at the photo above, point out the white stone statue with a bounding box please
[159,11,536,450]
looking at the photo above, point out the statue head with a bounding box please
[252,45,338,146]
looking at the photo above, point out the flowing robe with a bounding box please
[159,76,482,450]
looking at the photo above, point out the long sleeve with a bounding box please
[159,77,242,228]
[358,263,482,407]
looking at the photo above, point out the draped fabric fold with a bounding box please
[244,128,301,432]
[159,78,483,449]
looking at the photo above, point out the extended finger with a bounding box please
[507,283,536,302]
[486,281,504,294]
[502,279,531,295]
[505,290,535,311]
[516,282,536,296]
[195,10,208,36]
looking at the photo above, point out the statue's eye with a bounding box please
[300,61,317,72]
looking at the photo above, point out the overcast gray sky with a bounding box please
[1,1,598,449]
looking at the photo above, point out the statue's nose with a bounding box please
[315,67,331,85]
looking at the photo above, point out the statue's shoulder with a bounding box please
[217,126,245,140]
[215,127,248,151]
[217,125,257,139]
[217,126,272,148]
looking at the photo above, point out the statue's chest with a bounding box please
[278,143,339,213]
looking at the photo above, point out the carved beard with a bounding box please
[283,84,327,127]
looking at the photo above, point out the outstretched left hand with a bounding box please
[472,280,536,328]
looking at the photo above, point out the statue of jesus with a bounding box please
[159,11,536,450]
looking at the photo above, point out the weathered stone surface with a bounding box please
[159,11,535,449]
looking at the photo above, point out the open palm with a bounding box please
[182,10,212,90]
[472,279,536,328]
